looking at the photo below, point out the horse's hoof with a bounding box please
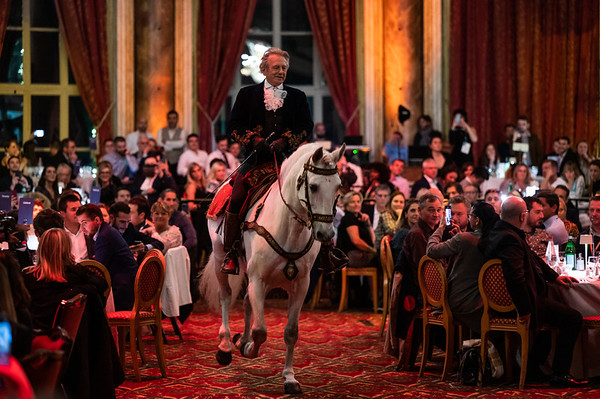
[284,382,302,395]
[216,349,232,366]
[232,333,241,346]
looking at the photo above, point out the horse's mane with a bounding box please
[279,143,337,180]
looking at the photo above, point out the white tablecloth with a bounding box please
[160,246,192,318]
[550,279,600,379]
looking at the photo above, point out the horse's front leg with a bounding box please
[216,270,234,365]
[282,275,310,394]
[234,292,252,350]
[240,277,267,358]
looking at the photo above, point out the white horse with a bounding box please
[200,143,345,394]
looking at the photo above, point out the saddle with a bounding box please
[207,162,277,222]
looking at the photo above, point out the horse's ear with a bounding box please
[311,146,324,163]
[331,143,346,163]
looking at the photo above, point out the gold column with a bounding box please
[383,0,423,148]
[116,0,134,136]
[135,0,174,136]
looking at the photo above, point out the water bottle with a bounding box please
[545,236,556,266]
[565,236,576,270]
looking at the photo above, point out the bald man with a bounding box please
[484,196,584,387]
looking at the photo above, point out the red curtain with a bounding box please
[196,0,257,151]
[305,0,359,136]
[0,0,11,55]
[450,0,599,158]
[54,0,112,153]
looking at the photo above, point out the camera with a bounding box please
[0,211,16,237]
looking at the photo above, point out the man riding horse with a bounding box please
[222,47,347,275]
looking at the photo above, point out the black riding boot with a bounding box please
[221,211,241,275]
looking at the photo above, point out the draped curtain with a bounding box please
[304,0,359,136]
[54,0,112,153]
[450,0,599,158]
[196,0,257,151]
[0,0,11,55]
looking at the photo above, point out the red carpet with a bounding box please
[116,300,600,398]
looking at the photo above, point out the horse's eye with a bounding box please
[309,184,318,193]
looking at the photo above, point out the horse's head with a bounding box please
[296,143,346,242]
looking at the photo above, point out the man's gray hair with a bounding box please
[259,47,290,75]
[418,192,442,209]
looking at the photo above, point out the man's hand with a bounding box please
[253,136,269,152]
[517,313,531,327]
[129,242,146,256]
[269,138,287,153]
[555,275,578,287]
[445,221,461,238]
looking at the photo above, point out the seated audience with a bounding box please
[49,139,79,178]
[547,136,578,176]
[460,166,489,191]
[428,135,452,171]
[102,137,137,183]
[558,197,579,239]
[0,156,32,192]
[57,163,77,191]
[483,189,501,214]
[363,162,392,199]
[95,161,122,206]
[554,184,582,231]
[537,191,569,245]
[22,228,124,397]
[579,196,600,250]
[337,191,377,268]
[206,159,228,192]
[337,154,363,192]
[374,190,405,249]
[76,204,139,311]
[427,202,498,333]
[410,158,440,198]
[388,159,409,198]
[444,181,463,199]
[389,199,419,261]
[576,140,593,183]
[33,208,64,237]
[35,166,59,203]
[132,133,151,164]
[447,195,471,234]
[540,159,567,190]
[58,193,89,263]
[588,160,600,196]
[362,184,391,229]
[463,183,479,204]
[101,138,115,160]
[478,142,499,177]
[207,135,239,175]
[499,163,533,196]
[128,195,152,231]
[459,162,474,182]
[98,203,111,223]
[115,187,131,204]
[142,201,183,253]
[184,163,207,213]
[159,189,197,252]
[0,139,26,174]
[522,197,552,258]
[439,165,459,189]
[484,196,584,387]
[130,156,176,205]
[126,117,150,154]
[108,201,164,259]
[177,133,208,178]
[561,160,585,198]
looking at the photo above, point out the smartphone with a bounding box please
[445,206,452,226]
[454,114,461,124]
[14,171,22,178]
[0,316,11,365]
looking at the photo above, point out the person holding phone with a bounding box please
[0,156,32,193]
[449,109,478,168]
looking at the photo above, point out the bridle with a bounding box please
[274,153,339,230]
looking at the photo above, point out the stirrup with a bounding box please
[318,244,349,274]
[221,243,240,275]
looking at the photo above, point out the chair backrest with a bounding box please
[145,248,164,261]
[379,236,394,281]
[79,260,111,300]
[133,253,165,313]
[52,293,87,343]
[478,259,515,313]
[418,256,448,308]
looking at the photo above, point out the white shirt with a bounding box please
[156,128,187,151]
[140,175,157,193]
[207,150,240,175]
[126,131,150,154]
[425,175,439,189]
[372,207,382,230]
[66,227,88,263]
[544,215,568,245]
[550,176,568,189]
[177,149,209,177]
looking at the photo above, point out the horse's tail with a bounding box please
[199,252,244,312]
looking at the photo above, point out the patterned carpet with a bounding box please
[116,300,600,398]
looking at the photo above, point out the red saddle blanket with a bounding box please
[207,162,277,220]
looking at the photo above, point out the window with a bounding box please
[0,0,92,153]
[213,0,343,144]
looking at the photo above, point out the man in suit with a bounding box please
[361,184,391,230]
[156,110,187,168]
[76,204,139,311]
[484,196,585,387]
[130,155,176,206]
[108,201,164,259]
[410,158,440,198]
[221,47,313,274]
